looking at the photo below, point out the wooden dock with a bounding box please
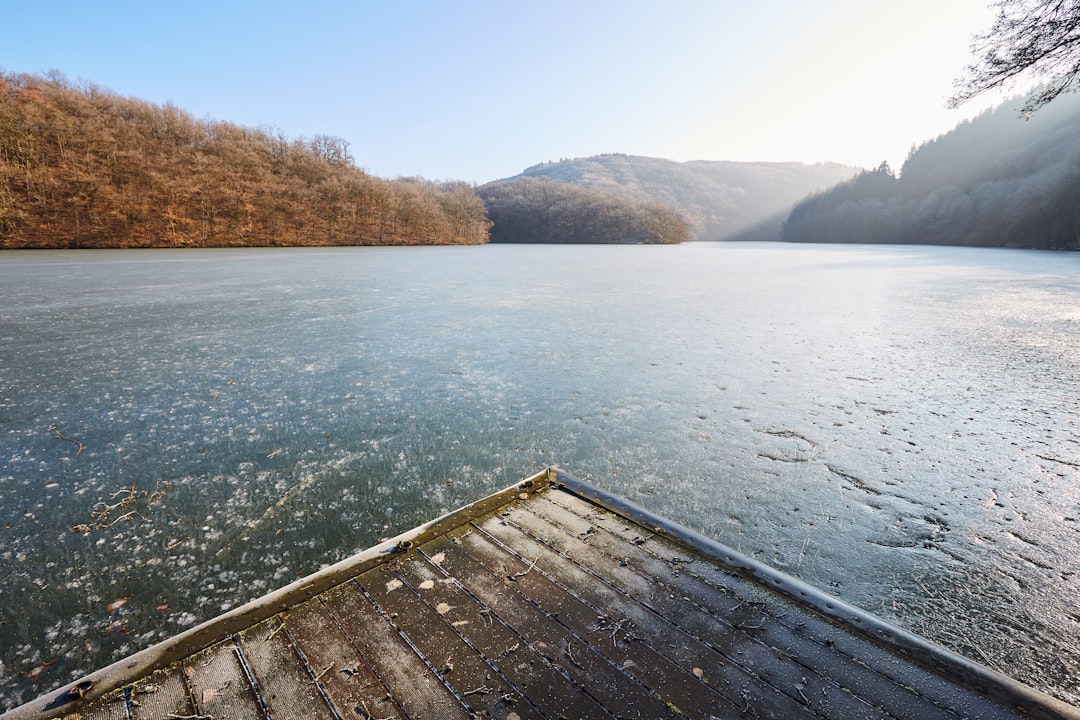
[6,467,1079,720]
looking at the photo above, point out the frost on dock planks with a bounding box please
[6,468,1079,720]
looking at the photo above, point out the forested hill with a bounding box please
[0,71,491,249]
[783,93,1080,250]
[477,177,691,244]
[486,154,858,242]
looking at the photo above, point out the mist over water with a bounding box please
[1,243,1078,709]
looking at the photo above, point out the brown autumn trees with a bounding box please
[0,71,491,248]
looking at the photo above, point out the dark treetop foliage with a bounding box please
[783,92,1080,249]
[477,176,691,244]
[0,70,491,248]
[950,0,1080,115]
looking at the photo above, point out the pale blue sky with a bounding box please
[5,1,1016,182]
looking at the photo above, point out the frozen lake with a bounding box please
[1,243,1078,709]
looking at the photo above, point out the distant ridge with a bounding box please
[489,154,859,242]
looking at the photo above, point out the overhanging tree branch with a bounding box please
[949,0,1080,114]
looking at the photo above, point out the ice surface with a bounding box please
[0,244,1078,709]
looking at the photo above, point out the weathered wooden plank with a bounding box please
[14,472,1080,720]
[128,665,196,720]
[389,549,531,666]
[284,597,407,720]
[237,618,337,720]
[402,537,622,719]
[436,520,734,716]
[364,561,544,720]
[449,524,741,719]
[520,496,907,719]
[183,640,265,720]
[542,489,1021,720]
[62,690,127,720]
[320,578,473,720]
[526,497,931,719]
[476,510,824,719]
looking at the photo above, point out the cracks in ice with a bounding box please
[755,428,817,463]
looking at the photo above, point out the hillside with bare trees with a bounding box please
[0,71,491,249]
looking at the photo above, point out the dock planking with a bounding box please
[6,468,1080,720]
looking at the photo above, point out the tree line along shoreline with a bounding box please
[0,71,491,249]
[0,71,690,250]
[3,69,1078,251]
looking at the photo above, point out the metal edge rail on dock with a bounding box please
[555,469,1080,720]
[4,466,1079,720]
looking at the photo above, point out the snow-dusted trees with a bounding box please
[783,94,1080,249]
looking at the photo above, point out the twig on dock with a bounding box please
[795,536,810,571]
[264,621,288,642]
[358,699,395,720]
[564,641,584,669]
[609,619,626,646]
[508,557,538,581]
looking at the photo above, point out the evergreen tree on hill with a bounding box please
[782,94,1080,250]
